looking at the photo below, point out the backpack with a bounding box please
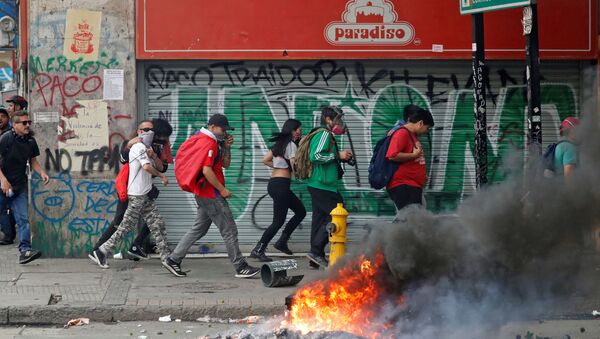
[114,163,130,202]
[295,128,330,180]
[368,127,416,189]
[175,133,220,193]
[542,140,570,178]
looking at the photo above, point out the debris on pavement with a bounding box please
[158,315,172,322]
[186,330,192,333]
[196,315,265,324]
[175,318,182,322]
[64,318,90,328]
[592,310,600,317]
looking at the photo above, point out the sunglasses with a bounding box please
[16,120,32,126]
[139,127,153,132]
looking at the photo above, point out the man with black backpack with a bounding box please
[385,108,434,211]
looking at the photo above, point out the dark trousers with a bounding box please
[388,184,423,211]
[0,209,16,241]
[308,186,343,258]
[92,199,151,251]
[259,177,306,245]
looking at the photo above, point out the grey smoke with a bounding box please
[355,114,600,337]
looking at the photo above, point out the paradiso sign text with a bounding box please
[325,0,416,45]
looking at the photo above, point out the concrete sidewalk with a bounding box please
[2,243,600,326]
[0,245,323,325]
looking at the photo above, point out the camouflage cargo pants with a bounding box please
[100,194,170,259]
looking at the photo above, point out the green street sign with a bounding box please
[460,0,532,15]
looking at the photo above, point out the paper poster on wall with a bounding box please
[103,69,124,100]
[58,100,109,171]
[63,9,102,61]
[33,112,60,123]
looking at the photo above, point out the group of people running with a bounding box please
[87,104,437,278]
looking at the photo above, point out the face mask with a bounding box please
[140,131,154,148]
[331,125,345,135]
[215,132,226,142]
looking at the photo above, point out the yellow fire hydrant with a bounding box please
[327,203,349,267]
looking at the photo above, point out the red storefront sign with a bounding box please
[137,0,597,60]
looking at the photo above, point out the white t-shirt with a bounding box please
[127,143,153,196]
[272,142,297,169]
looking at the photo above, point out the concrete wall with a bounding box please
[27,0,136,257]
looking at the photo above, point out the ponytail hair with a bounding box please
[270,119,301,157]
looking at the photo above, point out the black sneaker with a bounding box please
[235,263,260,278]
[162,258,187,277]
[0,239,14,245]
[306,253,328,268]
[92,249,109,269]
[308,260,320,270]
[127,245,148,261]
[19,250,42,264]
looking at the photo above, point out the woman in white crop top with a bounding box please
[250,119,307,262]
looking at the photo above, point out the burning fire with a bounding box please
[287,253,394,337]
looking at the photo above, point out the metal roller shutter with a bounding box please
[138,60,582,252]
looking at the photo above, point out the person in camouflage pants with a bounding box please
[90,129,171,269]
[98,195,170,261]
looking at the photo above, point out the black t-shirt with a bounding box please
[0,131,40,191]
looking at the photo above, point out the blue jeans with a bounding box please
[0,190,32,253]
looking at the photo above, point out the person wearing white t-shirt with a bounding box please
[91,131,170,269]
[250,119,306,262]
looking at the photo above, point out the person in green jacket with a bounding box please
[306,106,353,268]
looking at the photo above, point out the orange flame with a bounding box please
[289,253,392,338]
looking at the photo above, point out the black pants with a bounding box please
[259,177,306,245]
[388,184,423,211]
[308,186,343,258]
[92,199,151,251]
[0,209,16,241]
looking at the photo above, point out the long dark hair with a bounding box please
[270,119,301,157]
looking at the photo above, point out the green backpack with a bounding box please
[295,128,332,180]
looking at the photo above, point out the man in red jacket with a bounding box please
[163,114,259,279]
[386,108,435,211]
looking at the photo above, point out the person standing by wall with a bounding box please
[553,117,580,183]
[0,111,49,264]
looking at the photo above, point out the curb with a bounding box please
[2,304,286,325]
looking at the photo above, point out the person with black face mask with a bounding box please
[250,119,306,262]
[305,106,353,269]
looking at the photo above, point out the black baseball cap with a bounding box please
[0,107,7,116]
[6,95,28,109]
[208,114,235,131]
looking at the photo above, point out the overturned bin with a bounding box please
[261,259,304,288]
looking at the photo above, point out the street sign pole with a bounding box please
[472,13,488,187]
[523,3,542,153]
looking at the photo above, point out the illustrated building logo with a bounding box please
[325,0,415,45]
[71,21,94,54]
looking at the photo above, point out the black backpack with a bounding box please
[368,127,415,189]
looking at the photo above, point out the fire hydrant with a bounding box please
[327,203,349,267]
